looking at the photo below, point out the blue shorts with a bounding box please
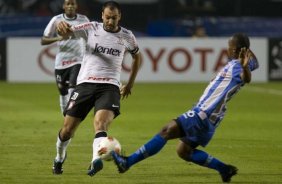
[175,110,215,147]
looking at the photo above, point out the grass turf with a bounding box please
[0,82,282,183]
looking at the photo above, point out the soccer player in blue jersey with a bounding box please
[112,33,259,183]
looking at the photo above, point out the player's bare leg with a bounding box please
[53,115,81,174]
[88,109,114,176]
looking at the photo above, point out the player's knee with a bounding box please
[176,149,192,162]
[159,121,180,140]
[176,143,193,162]
[176,149,186,160]
[60,128,73,141]
[94,117,111,131]
[159,125,174,140]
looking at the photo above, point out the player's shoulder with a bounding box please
[76,14,90,21]
[119,26,139,48]
[51,14,64,21]
[90,21,103,29]
[120,26,134,36]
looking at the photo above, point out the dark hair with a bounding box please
[102,1,121,13]
[233,33,250,51]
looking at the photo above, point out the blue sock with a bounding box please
[127,134,167,167]
[190,149,227,173]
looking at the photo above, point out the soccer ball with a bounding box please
[98,136,121,161]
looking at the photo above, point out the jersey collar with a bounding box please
[103,25,121,33]
[63,13,77,21]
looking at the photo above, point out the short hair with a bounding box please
[232,33,250,51]
[102,1,121,13]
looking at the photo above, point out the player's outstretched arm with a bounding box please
[41,36,64,45]
[41,21,73,45]
[239,48,252,83]
[248,49,259,71]
[120,52,141,99]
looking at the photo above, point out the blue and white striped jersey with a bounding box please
[193,59,249,126]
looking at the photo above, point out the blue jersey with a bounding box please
[193,59,246,126]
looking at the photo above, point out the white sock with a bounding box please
[55,136,71,162]
[92,137,106,162]
[59,95,69,113]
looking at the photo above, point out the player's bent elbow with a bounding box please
[245,78,251,83]
[40,39,45,45]
[41,38,48,45]
[244,76,251,83]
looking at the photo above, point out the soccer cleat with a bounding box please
[111,151,129,173]
[52,153,67,175]
[220,164,238,183]
[87,158,103,176]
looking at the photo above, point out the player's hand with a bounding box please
[239,47,251,68]
[120,84,132,99]
[57,21,72,36]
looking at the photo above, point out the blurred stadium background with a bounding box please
[0,0,282,82]
[1,0,282,37]
[1,1,282,183]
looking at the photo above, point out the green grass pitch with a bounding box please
[0,82,282,183]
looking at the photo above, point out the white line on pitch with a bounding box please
[246,86,282,96]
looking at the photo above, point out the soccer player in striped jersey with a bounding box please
[52,1,141,176]
[41,0,89,114]
[112,33,259,183]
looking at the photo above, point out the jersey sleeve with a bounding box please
[71,22,94,40]
[248,57,259,71]
[72,22,94,31]
[77,14,90,23]
[43,16,58,37]
[124,30,139,55]
[84,15,90,22]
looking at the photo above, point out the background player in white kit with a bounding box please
[53,1,141,176]
[41,0,89,114]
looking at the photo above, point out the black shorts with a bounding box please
[64,83,121,121]
[55,64,81,95]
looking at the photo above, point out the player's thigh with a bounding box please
[176,140,195,161]
[159,120,183,140]
[94,109,115,131]
[94,84,121,118]
[64,84,95,120]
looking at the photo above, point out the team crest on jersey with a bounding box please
[117,36,124,45]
